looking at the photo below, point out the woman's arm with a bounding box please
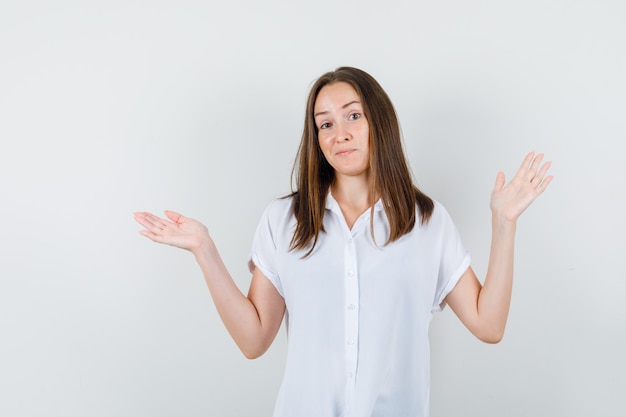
[445,151,553,343]
[133,210,285,358]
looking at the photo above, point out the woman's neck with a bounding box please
[331,174,374,229]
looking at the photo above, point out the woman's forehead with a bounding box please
[314,82,362,113]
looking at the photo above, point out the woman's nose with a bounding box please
[336,122,350,141]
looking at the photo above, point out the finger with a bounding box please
[133,211,154,222]
[134,212,169,231]
[165,210,184,224]
[536,167,554,194]
[143,212,169,226]
[526,153,544,181]
[530,160,551,187]
[134,211,161,221]
[133,212,152,227]
[138,229,166,243]
[537,160,552,178]
[514,151,535,179]
[536,174,554,194]
[135,214,164,230]
[493,171,505,191]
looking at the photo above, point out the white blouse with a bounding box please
[249,193,471,417]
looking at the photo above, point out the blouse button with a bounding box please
[347,304,356,310]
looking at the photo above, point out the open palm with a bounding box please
[133,210,209,253]
[490,152,553,222]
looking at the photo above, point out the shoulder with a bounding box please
[263,195,295,218]
[431,200,452,219]
[257,195,296,231]
[418,199,457,231]
[253,195,297,248]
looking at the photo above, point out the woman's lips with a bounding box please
[336,149,355,156]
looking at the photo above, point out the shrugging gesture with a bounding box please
[134,66,555,417]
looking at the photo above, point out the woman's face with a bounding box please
[314,82,370,181]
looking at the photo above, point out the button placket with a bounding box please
[344,233,359,389]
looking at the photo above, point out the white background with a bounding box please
[1,1,624,416]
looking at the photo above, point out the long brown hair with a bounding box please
[290,67,433,256]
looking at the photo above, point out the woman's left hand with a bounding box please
[490,151,553,223]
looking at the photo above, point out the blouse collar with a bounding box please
[325,191,385,215]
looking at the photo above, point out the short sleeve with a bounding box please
[431,203,471,312]
[248,200,285,297]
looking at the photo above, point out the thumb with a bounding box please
[164,210,184,224]
[494,171,506,191]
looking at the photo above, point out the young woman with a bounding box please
[134,67,552,417]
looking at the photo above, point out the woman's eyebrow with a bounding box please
[314,101,361,118]
[342,100,360,109]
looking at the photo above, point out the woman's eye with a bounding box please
[349,113,361,121]
[320,122,331,129]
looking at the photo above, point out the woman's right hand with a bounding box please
[134,210,286,358]
[133,210,210,254]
